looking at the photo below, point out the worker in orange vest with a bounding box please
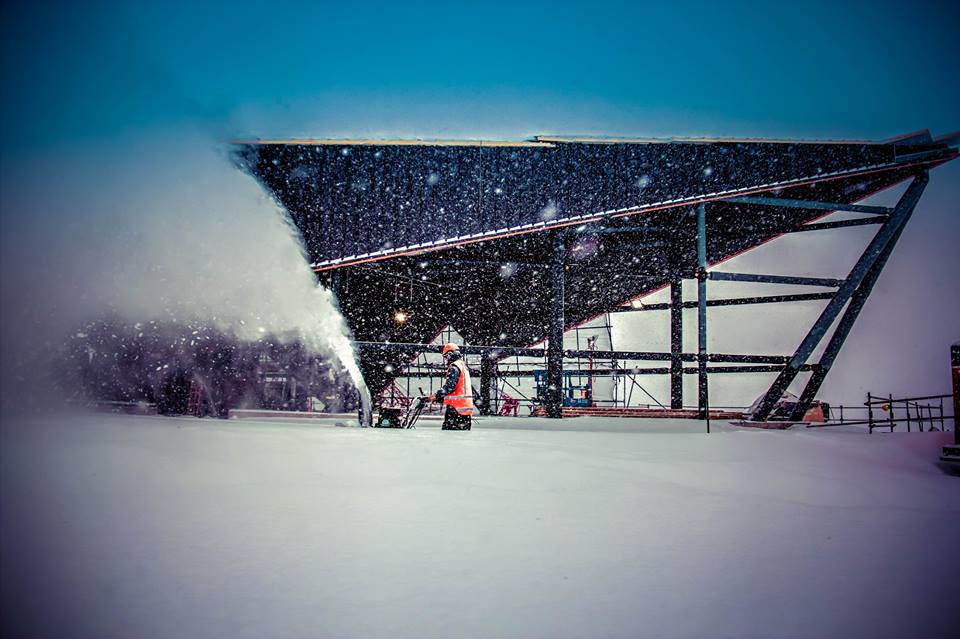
[430,343,474,430]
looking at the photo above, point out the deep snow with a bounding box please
[1,411,955,639]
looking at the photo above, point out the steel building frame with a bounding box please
[237,131,957,421]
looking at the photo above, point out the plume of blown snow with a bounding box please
[0,127,369,414]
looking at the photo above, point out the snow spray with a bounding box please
[268,250,373,425]
[0,128,371,419]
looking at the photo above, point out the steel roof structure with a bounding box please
[235,130,958,421]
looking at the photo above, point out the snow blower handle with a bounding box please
[401,387,432,429]
[403,394,430,429]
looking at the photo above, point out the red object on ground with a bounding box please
[498,393,520,416]
[801,405,826,423]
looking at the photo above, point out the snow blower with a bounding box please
[375,389,429,429]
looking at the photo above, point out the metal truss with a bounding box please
[354,170,931,422]
[747,172,929,421]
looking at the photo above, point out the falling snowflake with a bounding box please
[540,201,558,221]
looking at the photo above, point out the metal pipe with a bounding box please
[863,393,952,404]
[809,415,956,428]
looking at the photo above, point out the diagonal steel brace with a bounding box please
[751,172,929,421]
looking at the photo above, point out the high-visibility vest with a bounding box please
[444,359,474,416]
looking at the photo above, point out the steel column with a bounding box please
[752,172,929,421]
[547,232,566,418]
[670,276,683,409]
[479,354,495,416]
[696,204,709,421]
[788,173,929,420]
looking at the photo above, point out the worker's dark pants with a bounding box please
[441,405,472,430]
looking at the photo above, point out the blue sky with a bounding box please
[2,0,958,146]
[1,0,958,404]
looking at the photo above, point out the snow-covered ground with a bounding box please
[1,411,955,639]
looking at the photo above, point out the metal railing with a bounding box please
[815,393,954,433]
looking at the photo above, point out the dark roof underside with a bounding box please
[236,135,956,393]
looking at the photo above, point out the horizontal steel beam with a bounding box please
[577,229,673,248]
[614,292,836,311]
[707,272,844,287]
[423,258,547,268]
[397,364,815,376]
[535,364,811,374]
[789,216,889,233]
[574,227,671,237]
[711,292,835,308]
[725,195,893,216]
[686,364,816,374]
[402,367,668,377]
[355,341,791,364]
[704,354,790,364]
[356,341,546,358]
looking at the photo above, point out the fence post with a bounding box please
[888,394,895,432]
[906,399,912,432]
[952,344,960,444]
[867,392,874,434]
